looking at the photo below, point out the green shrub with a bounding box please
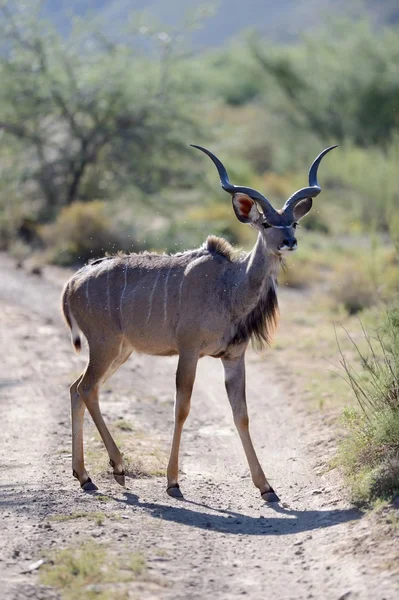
[339,407,399,504]
[328,242,399,314]
[337,309,399,505]
[331,265,377,315]
[300,210,329,233]
[325,139,399,232]
[40,201,141,265]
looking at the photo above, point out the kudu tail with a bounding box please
[61,283,82,353]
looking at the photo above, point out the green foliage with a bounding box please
[337,309,399,504]
[252,19,399,147]
[324,139,399,231]
[196,43,267,106]
[41,543,109,600]
[149,202,251,253]
[299,210,329,234]
[40,201,142,264]
[327,240,399,314]
[1,2,399,303]
[331,264,377,315]
[0,1,204,228]
[339,407,399,504]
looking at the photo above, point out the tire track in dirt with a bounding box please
[0,253,398,600]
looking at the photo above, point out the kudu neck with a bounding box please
[244,232,280,283]
[233,232,280,315]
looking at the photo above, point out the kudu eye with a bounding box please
[293,223,298,229]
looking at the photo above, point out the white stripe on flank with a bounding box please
[146,271,161,325]
[178,272,185,310]
[176,255,204,310]
[119,263,128,329]
[163,268,172,324]
[179,254,208,308]
[184,254,208,275]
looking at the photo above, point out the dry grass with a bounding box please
[50,512,107,526]
[114,419,134,432]
[40,542,148,600]
[267,288,359,409]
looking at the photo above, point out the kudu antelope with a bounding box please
[62,144,336,502]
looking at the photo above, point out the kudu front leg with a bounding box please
[166,351,198,498]
[222,355,280,502]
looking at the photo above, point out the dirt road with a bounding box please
[0,253,397,599]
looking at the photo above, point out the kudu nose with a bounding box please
[283,237,297,249]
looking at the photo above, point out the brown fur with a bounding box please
[83,237,233,270]
[61,286,72,329]
[230,281,279,349]
[62,223,287,499]
[205,235,235,261]
[61,282,82,353]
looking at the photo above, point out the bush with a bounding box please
[0,3,204,225]
[329,242,399,314]
[339,407,399,504]
[252,20,399,148]
[331,264,377,314]
[337,309,399,505]
[324,139,399,232]
[40,201,141,265]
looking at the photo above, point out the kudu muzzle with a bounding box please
[280,233,297,252]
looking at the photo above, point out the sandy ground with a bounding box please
[0,252,398,600]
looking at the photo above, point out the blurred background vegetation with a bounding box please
[1,0,399,267]
[0,0,398,504]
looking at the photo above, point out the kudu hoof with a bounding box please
[261,488,280,503]
[167,484,184,499]
[109,460,125,487]
[113,472,126,487]
[81,478,98,492]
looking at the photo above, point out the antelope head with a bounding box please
[191,144,337,254]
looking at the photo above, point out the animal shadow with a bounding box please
[115,491,361,536]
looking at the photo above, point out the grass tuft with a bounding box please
[50,512,107,525]
[336,308,399,505]
[85,421,167,481]
[40,542,148,600]
[114,419,134,432]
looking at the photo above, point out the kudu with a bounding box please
[62,144,336,502]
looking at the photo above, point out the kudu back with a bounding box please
[62,144,336,501]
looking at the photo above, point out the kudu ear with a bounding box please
[293,198,313,221]
[232,193,262,225]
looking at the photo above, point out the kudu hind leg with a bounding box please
[222,355,280,502]
[166,351,198,498]
[70,375,97,490]
[77,343,126,487]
